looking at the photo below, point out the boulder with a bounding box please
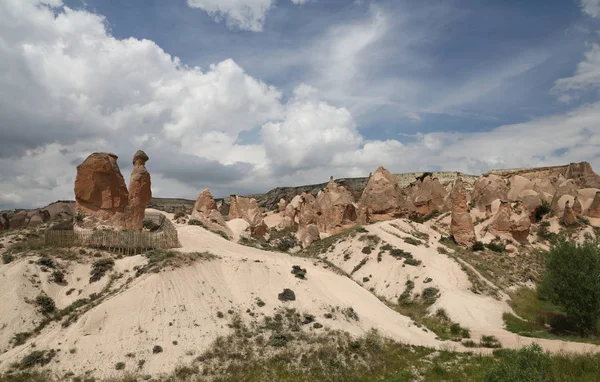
[588,191,600,218]
[27,210,50,226]
[450,177,476,246]
[409,174,448,216]
[471,174,508,212]
[229,195,268,238]
[0,213,10,230]
[316,177,357,233]
[10,211,29,229]
[74,153,129,229]
[488,201,531,243]
[278,199,287,214]
[191,189,232,237]
[359,166,411,222]
[126,150,152,230]
[562,201,578,227]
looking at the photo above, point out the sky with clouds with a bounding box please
[0,0,599,209]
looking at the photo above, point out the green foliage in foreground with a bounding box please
[4,343,600,382]
[540,237,600,336]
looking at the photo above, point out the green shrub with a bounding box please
[152,345,163,354]
[188,219,205,227]
[51,270,65,284]
[484,344,552,382]
[404,258,422,266]
[540,238,600,336]
[291,265,307,279]
[35,295,55,314]
[480,335,502,348]
[361,246,372,254]
[36,257,55,268]
[278,288,296,302]
[472,241,485,251]
[115,362,125,370]
[534,200,551,222]
[173,211,185,220]
[19,350,56,369]
[403,237,422,246]
[2,252,14,264]
[142,219,160,231]
[90,258,115,282]
[486,242,505,253]
[422,287,439,305]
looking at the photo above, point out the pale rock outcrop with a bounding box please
[229,195,268,238]
[562,201,578,227]
[563,161,600,189]
[409,174,448,216]
[550,179,578,215]
[488,201,531,243]
[518,189,543,222]
[126,150,152,230]
[359,166,411,222]
[450,177,476,246]
[507,175,535,201]
[191,189,232,237]
[471,174,508,211]
[572,197,583,217]
[316,177,357,234]
[297,193,320,247]
[278,195,302,229]
[588,191,600,218]
[278,199,287,214]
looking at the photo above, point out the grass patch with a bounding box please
[136,249,218,276]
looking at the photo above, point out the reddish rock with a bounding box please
[485,204,492,218]
[359,166,412,222]
[572,196,583,216]
[297,193,320,247]
[316,177,357,234]
[488,201,531,243]
[471,174,508,212]
[126,150,152,230]
[194,189,218,214]
[450,177,476,246]
[10,211,29,230]
[0,213,10,230]
[229,195,267,237]
[191,189,232,237]
[562,201,578,227]
[588,191,600,218]
[409,174,448,216]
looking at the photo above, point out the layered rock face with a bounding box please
[471,174,508,212]
[315,177,357,234]
[359,166,411,222]
[409,174,448,216]
[488,201,531,243]
[229,195,267,237]
[74,151,151,230]
[589,191,600,218]
[450,177,476,246]
[191,189,231,237]
[127,150,152,230]
[563,161,600,189]
[297,193,320,247]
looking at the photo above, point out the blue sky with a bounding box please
[1,0,600,208]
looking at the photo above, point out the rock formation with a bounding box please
[563,161,600,189]
[74,151,151,230]
[471,174,508,212]
[409,174,448,216]
[588,191,600,218]
[561,201,578,227]
[297,193,320,247]
[229,195,267,237]
[127,150,152,230]
[359,166,411,222]
[572,196,582,216]
[0,213,8,230]
[488,201,531,243]
[278,199,287,214]
[551,179,578,215]
[450,177,476,246]
[315,177,357,234]
[191,189,232,237]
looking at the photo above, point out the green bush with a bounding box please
[142,219,160,231]
[486,242,505,253]
[2,252,14,264]
[35,295,55,314]
[422,287,440,305]
[90,258,115,283]
[540,238,600,336]
[534,200,552,222]
[480,335,502,348]
[472,241,485,251]
[361,246,372,254]
[484,344,552,382]
[19,350,56,369]
[188,219,205,227]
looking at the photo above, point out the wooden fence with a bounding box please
[44,212,180,254]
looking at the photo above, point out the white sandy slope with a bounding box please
[2,210,600,379]
[0,212,442,379]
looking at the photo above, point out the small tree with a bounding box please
[540,237,600,336]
